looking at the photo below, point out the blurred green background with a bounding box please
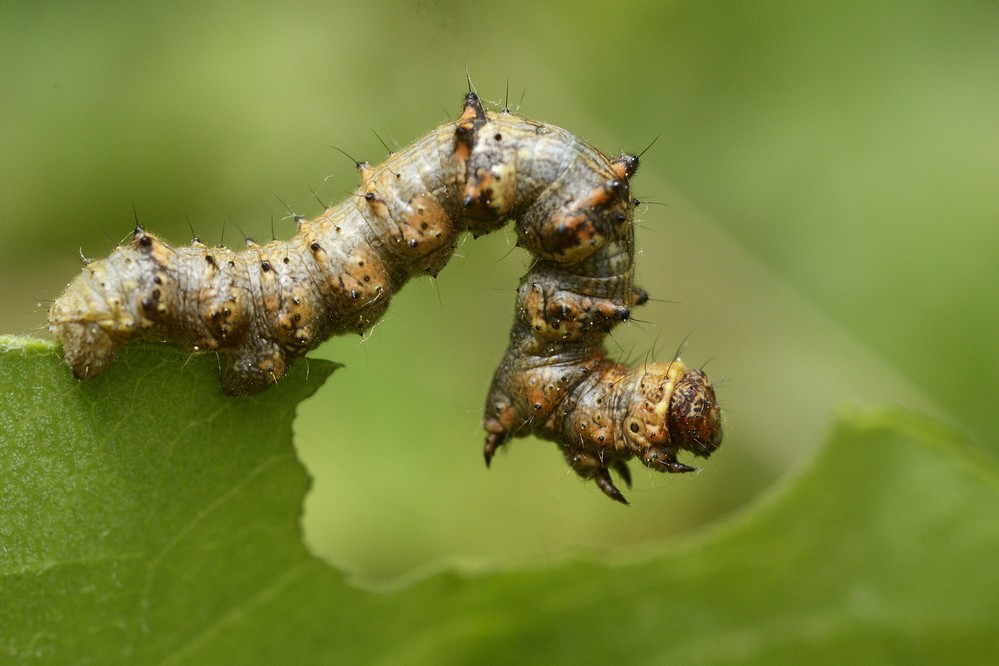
[2,1,996,582]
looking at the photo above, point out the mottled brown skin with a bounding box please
[49,92,722,502]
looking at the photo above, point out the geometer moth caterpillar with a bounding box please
[49,92,722,503]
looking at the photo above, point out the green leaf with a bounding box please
[0,335,338,662]
[3,335,997,663]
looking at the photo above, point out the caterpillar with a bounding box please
[49,91,722,503]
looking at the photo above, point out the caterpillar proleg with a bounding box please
[49,92,722,503]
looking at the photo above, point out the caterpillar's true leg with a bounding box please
[641,446,698,474]
[593,467,629,505]
[611,459,632,489]
[483,431,505,467]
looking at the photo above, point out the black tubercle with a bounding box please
[615,153,640,179]
[463,91,488,121]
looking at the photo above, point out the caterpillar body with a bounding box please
[49,92,722,503]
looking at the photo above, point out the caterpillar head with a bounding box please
[625,361,723,473]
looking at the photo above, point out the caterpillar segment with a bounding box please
[49,92,722,502]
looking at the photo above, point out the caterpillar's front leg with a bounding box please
[484,357,722,503]
[565,450,634,505]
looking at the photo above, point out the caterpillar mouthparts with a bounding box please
[49,91,723,503]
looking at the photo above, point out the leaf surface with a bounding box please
[2,336,996,663]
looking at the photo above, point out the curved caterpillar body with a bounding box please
[49,92,722,503]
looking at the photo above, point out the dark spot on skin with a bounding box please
[494,133,502,141]
[153,276,162,285]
